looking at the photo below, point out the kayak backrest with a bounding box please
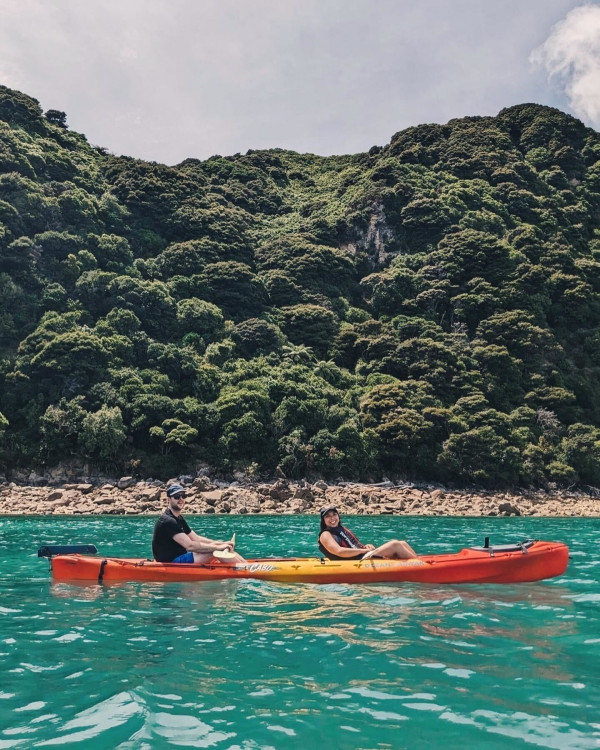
[37,544,98,558]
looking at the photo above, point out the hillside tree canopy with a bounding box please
[1,86,600,488]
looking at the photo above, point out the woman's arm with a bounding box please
[319,531,365,558]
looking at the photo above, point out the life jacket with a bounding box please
[319,525,366,560]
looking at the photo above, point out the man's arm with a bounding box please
[172,532,232,554]
[188,530,234,549]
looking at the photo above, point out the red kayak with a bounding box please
[39,539,569,585]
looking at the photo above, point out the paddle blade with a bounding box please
[230,532,236,547]
[38,544,98,558]
[214,549,236,560]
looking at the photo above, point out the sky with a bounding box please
[0,0,599,165]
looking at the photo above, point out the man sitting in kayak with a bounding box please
[152,484,246,564]
[318,505,418,561]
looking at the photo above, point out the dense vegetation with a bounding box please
[1,84,600,487]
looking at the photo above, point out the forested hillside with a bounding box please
[1,84,600,487]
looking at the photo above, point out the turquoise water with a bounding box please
[0,514,599,749]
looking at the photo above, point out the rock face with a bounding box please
[0,477,598,517]
[498,501,521,516]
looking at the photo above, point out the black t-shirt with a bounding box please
[152,509,193,562]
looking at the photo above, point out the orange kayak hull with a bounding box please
[48,540,569,585]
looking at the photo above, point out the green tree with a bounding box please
[218,413,270,463]
[27,330,109,395]
[0,411,8,458]
[280,305,338,357]
[231,318,284,357]
[438,426,521,485]
[204,261,266,320]
[176,298,224,340]
[44,110,68,128]
[150,419,198,455]
[39,397,86,461]
[360,267,419,316]
[558,424,600,485]
[88,234,134,272]
[79,405,126,460]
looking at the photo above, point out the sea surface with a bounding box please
[0,514,598,750]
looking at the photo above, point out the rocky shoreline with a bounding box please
[1,475,599,517]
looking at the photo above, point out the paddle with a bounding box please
[213,533,236,560]
[213,550,236,560]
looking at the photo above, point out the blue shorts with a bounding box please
[172,552,195,563]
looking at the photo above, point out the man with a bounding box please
[152,484,245,563]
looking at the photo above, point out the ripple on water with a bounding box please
[0,515,599,748]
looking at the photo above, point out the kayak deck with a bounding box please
[45,540,569,584]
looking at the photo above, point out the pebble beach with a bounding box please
[2,475,599,517]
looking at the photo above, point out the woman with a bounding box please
[318,505,418,561]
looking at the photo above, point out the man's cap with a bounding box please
[319,505,338,517]
[167,484,185,498]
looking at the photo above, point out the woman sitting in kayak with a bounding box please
[318,505,418,561]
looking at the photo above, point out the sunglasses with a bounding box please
[172,493,186,500]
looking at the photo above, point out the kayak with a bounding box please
[38,539,568,584]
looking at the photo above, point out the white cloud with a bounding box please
[531,3,600,127]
